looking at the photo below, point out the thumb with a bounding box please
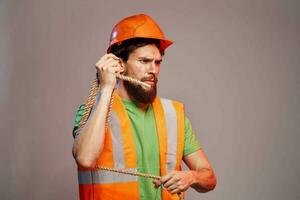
[152,179,162,188]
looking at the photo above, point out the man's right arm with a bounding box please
[72,86,114,168]
[72,53,124,168]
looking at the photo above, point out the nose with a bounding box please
[149,61,160,75]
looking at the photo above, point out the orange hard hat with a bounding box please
[107,14,173,53]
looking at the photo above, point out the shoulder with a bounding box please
[156,97,186,118]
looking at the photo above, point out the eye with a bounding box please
[155,60,162,65]
[139,59,151,64]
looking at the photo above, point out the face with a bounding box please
[122,44,163,103]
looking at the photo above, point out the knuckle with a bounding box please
[170,190,177,194]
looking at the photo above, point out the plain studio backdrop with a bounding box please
[0,0,299,199]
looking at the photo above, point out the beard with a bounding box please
[123,73,157,104]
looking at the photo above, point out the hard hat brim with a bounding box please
[107,38,173,53]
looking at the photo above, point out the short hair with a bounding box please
[110,38,165,62]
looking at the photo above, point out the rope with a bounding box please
[96,166,161,180]
[115,74,151,89]
[96,166,182,200]
[105,88,115,131]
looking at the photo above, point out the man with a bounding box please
[72,14,216,200]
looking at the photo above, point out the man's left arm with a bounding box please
[155,149,217,194]
[183,149,217,192]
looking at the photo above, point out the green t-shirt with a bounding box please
[73,99,201,200]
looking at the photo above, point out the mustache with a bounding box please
[141,74,158,83]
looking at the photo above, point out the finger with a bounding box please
[169,188,180,195]
[111,66,124,74]
[107,53,122,61]
[109,63,124,74]
[161,171,178,187]
[100,59,120,72]
[98,58,125,75]
[164,173,180,188]
[107,57,125,72]
[165,182,178,191]
[105,64,124,75]
[161,172,174,184]
[96,57,115,69]
[95,54,120,67]
[95,58,103,67]
[95,55,109,67]
[163,176,179,188]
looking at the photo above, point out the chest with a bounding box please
[126,108,160,168]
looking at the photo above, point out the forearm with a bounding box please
[72,86,114,168]
[189,168,217,193]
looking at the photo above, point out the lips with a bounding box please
[142,76,158,84]
[144,79,156,84]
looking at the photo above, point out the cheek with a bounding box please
[127,62,145,77]
[156,66,161,74]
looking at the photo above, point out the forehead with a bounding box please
[129,44,162,59]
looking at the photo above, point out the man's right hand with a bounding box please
[95,53,125,89]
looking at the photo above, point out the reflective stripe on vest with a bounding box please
[109,111,126,168]
[78,168,138,184]
[161,99,178,171]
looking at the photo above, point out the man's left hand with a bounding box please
[153,170,194,194]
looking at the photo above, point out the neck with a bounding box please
[117,82,150,111]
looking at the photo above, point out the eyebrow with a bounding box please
[138,57,163,62]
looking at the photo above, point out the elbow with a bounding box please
[194,170,217,193]
[205,172,217,192]
[75,155,97,168]
[72,142,103,168]
[72,146,98,168]
[207,173,217,191]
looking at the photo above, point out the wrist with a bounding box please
[188,170,196,186]
[99,85,115,93]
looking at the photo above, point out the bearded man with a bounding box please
[72,14,216,200]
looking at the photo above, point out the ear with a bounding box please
[119,59,127,74]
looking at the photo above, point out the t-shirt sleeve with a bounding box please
[183,116,201,156]
[72,104,85,139]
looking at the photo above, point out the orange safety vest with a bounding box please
[77,93,185,200]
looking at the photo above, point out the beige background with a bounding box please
[1,0,299,199]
